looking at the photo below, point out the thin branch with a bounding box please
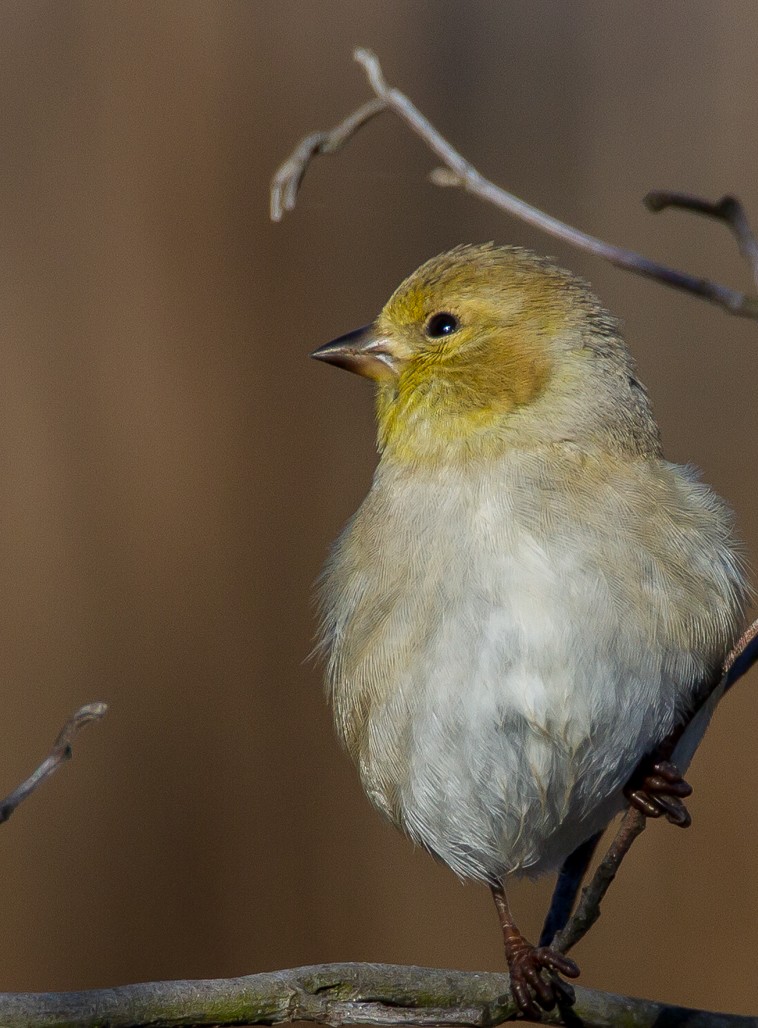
[271,47,758,320]
[724,616,758,690]
[646,192,758,288]
[270,98,386,222]
[553,809,646,955]
[0,702,108,824]
[550,614,758,954]
[1,961,755,1028]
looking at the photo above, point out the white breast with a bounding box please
[319,452,744,881]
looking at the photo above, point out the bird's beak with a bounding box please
[311,324,401,382]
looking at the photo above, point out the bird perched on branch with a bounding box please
[312,244,748,1018]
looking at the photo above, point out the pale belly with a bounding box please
[331,527,694,882]
[362,656,721,882]
[322,459,742,883]
[354,582,684,881]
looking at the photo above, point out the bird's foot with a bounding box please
[503,929,580,1020]
[625,758,692,827]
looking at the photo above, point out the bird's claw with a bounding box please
[505,935,580,1020]
[625,758,692,827]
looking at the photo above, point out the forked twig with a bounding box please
[646,192,758,288]
[271,48,758,320]
[0,702,108,824]
[271,97,386,220]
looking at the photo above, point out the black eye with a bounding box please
[426,312,459,338]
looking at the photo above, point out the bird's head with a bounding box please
[312,244,659,465]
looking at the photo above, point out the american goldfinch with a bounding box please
[312,244,748,1017]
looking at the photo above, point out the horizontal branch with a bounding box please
[8,632,752,1028]
[2,962,754,1028]
[271,48,758,320]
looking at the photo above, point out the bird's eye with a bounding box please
[426,312,460,338]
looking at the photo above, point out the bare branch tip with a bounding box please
[0,701,108,827]
[429,167,463,188]
[55,701,108,749]
[643,191,666,213]
[353,47,388,96]
[65,702,108,735]
[76,701,108,721]
[352,46,377,69]
[717,194,740,215]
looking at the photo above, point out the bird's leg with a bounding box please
[490,881,580,1020]
[624,755,692,827]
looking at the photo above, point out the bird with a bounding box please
[310,243,748,1017]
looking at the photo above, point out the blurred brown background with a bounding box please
[0,0,756,1017]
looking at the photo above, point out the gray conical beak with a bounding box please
[311,325,400,382]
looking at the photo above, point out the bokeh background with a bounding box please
[1,0,757,1017]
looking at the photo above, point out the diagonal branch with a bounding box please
[0,702,108,824]
[271,47,758,320]
[553,809,646,955]
[551,614,758,955]
[0,961,753,1028]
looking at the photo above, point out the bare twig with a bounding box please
[0,961,754,1028]
[270,97,386,221]
[550,614,758,954]
[271,48,758,320]
[553,809,647,955]
[0,702,108,824]
[646,192,758,287]
[724,616,758,689]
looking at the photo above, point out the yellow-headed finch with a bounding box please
[312,244,748,1016]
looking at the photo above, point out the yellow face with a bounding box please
[312,243,619,465]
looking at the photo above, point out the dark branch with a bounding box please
[538,831,602,947]
[553,809,647,955]
[549,614,758,954]
[271,48,758,320]
[645,192,758,287]
[0,702,108,824]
